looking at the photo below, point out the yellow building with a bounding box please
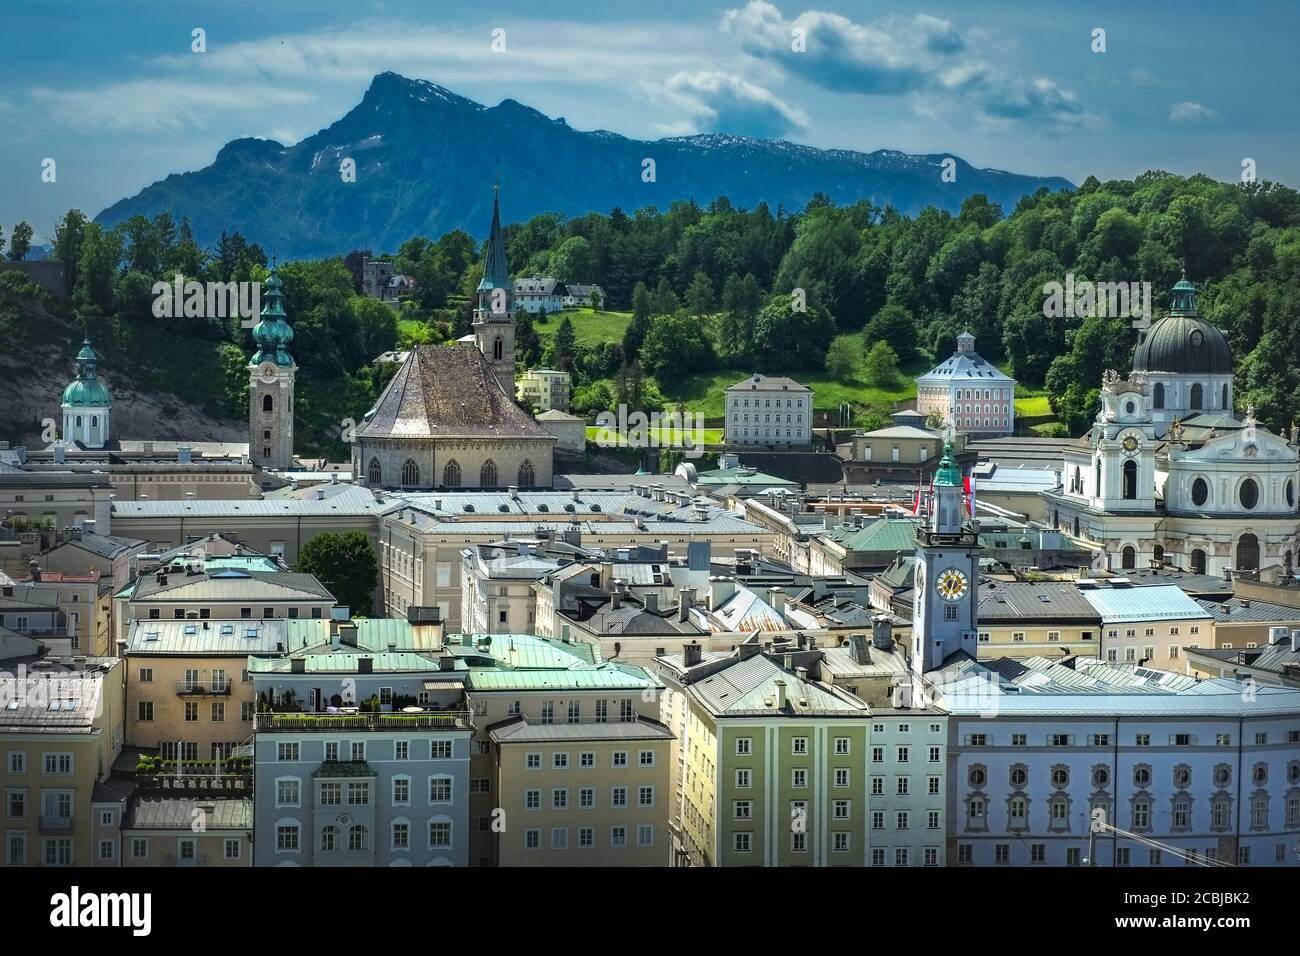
[1,656,124,866]
[119,793,252,867]
[975,580,1103,660]
[489,717,673,867]
[456,632,672,866]
[123,619,289,760]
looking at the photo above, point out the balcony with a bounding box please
[39,815,74,835]
[256,710,471,733]
[176,681,232,696]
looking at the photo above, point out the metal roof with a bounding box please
[1079,584,1214,623]
[690,654,868,718]
[126,795,252,831]
[488,715,674,743]
[127,619,288,655]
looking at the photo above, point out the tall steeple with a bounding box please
[473,184,516,396]
[248,264,296,471]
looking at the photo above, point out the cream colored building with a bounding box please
[455,632,671,867]
[535,410,586,453]
[1,656,125,867]
[725,374,813,447]
[517,369,572,413]
[123,619,290,759]
[1080,581,1215,667]
[975,580,1103,660]
[119,794,252,867]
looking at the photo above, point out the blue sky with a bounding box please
[3,0,1297,242]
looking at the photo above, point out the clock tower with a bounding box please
[248,267,296,471]
[912,441,980,675]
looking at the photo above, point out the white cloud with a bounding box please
[28,80,313,133]
[720,1,1094,131]
[1169,101,1218,125]
[657,71,808,139]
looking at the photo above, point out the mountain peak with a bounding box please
[96,79,1072,259]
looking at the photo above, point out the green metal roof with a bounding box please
[62,338,112,407]
[824,517,919,554]
[311,761,378,778]
[477,186,511,295]
[251,267,295,366]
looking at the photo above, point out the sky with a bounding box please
[2,0,1297,243]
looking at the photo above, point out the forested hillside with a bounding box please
[19,171,1300,459]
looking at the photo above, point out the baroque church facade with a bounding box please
[351,188,555,490]
[1044,278,1300,578]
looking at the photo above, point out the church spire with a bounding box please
[477,184,511,302]
[252,266,294,366]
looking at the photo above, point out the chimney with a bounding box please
[599,561,614,590]
[773,679,788,711]
[644,593,659,613]
[53,445,66,464]
[709,575,736,609]
[508,485,519,500]
[677,587,693,622]
[683,641,702,666]
[358,657,373,674]
[177,446,192,464]
[290,658,306,674]
[795,666,808,683]
[560,624,571,644]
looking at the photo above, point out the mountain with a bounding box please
[96,72,1074,259]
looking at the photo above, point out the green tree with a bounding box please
[639,312,713,380]
[7,221,33,261]
[622,281,652,358]
[863,340,900,387]
[825,336,862,382]
[685,270,714,318]
[294,531,378,616]
[752,299,836,370]
[862,302,917,363]
[53,209,89,291]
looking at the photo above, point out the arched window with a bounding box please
[320,825,339,852]
[91,416,98,427]
[76,416,82,427]
[443,460,461,487]
[1122,460,1137,500]
[348,825,368,852]
[1190,383,1202,410]
[480,459,498,487]
[1191,548,1207,574]
[517,460,535,489]
[1237,533,1260,571]
[1191,477,1209,507]
[1153,544,1165,565]
[1153,383,1165,409]
[263,394,273,412]
[1221,383,1228,410]
[1094,458,1101,498]
[1073,517,1080,537]
[1122,546,1136,570]
[401,459,419,487]
[493,337,503,361]
[367,457,382,486]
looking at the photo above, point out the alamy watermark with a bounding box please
[593,404,707,459]
[152,274,261,327]
[1042,273,1152,328]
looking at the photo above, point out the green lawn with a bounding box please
[585,425,725,446]
[1014,395,1053,417]
[533,308,632,347]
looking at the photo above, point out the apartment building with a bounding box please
[1080,581,1214,667]
[516,368,572,413]
[250,635,472,867]
[656,646,871,867]
[976,580,1103,660]
[1,656,125,866]
[724,374,813,447]
[454,631,670,866]
[123,618,290,759]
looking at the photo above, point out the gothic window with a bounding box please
[1191,477,1209,506]
[263,394,273,412]
[493,337,503,361]
[480,459,498,488]
[1122,546,1136,570]
[1153,383,1164,409]
[400,459,419,488]
[518,460,535,488]
[1191,548,1207,574]
[367,458,381,486]
[1122,460,1137,500]
[443,460,461,488]
[1238,534,1260,571]
[1190,383,1203,410]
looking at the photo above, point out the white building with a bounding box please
[1044,279,1300,578]
[517,368,571,412]
[914,331,1016,436]
[512,277,564,314]
[725,374,813,447]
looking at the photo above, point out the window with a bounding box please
[553,752,569,770]
[834,737,850,755]
[579,751,594,768]
[137,701,154,722]
[428,821,452,849]
[276,779,300,807]
[392,777,410,805]
[347,781,370,805]
[639,750,656,767]
[319,783,341,806]
[612,751,628,768]
[428,776,452,803]
[735,737,752,755]
[791,769,807,788]
[611,787,628,808]
[277,743,299,762]
[276,825,300,852]
[791,737,808,755]
[610,827,628,849]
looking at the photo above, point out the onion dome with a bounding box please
[61,338,112,407]
[251,267,295,366]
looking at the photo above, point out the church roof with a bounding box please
[915,347,1014,385]
[357,345,556,442]
[1131,277,1231,375]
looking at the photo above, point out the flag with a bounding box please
[962,474,976,516]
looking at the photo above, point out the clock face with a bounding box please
[935,568,969,601]
[258,361,279,383]
[1122,435,1139,453]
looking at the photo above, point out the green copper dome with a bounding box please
[251,267,295,366]
[62,338,112,407]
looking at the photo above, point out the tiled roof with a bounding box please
[357,345,556,441]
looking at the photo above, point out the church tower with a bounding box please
[911,441,980,674]
[248,267,296,470]
[472,186,516,396]
[61,339,112,449]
